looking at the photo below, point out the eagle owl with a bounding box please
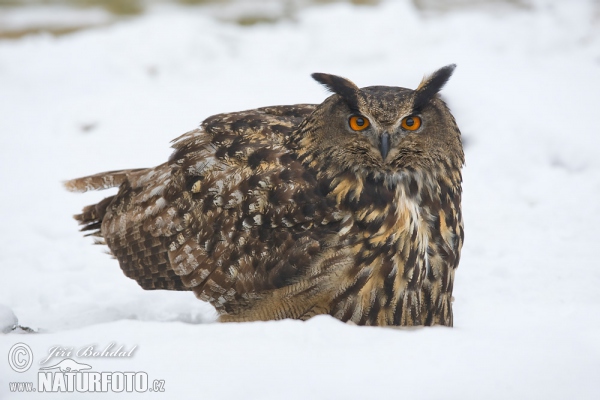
[66,65,464,327]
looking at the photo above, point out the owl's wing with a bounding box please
[164,105,350,311]
[73,105,346,313]
[70,167,191,291]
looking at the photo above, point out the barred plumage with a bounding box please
[66,66,464,326]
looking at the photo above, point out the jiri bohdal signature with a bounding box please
[39,343,137,365]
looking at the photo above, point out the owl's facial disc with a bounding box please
[307,65,461,175]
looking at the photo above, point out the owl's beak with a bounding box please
[380,132,390,160]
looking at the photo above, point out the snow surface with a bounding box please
[0,305,18,334]
[1,1,600,398]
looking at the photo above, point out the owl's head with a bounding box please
[294,65,464,183]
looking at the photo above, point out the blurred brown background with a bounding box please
[0,0,530,39]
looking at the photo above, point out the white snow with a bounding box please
[0,305,18,334]
[1,1,600,398]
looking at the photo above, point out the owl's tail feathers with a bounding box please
[74,195,115,236]
[65,169,145,237]
[63,169,146,193]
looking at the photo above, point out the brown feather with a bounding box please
[67,69,464,327]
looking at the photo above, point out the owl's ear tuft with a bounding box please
[413,64,456,111]
[311,73,360,112]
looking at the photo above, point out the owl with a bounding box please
[66,65,464,327]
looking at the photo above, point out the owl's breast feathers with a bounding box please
[69,105,462,326]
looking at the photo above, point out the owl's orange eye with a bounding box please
[401,116,422,131]
[349,115,370,131]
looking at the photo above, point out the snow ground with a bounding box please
[1,0,599,398]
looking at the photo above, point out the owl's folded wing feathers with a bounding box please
[67,105,346,313]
